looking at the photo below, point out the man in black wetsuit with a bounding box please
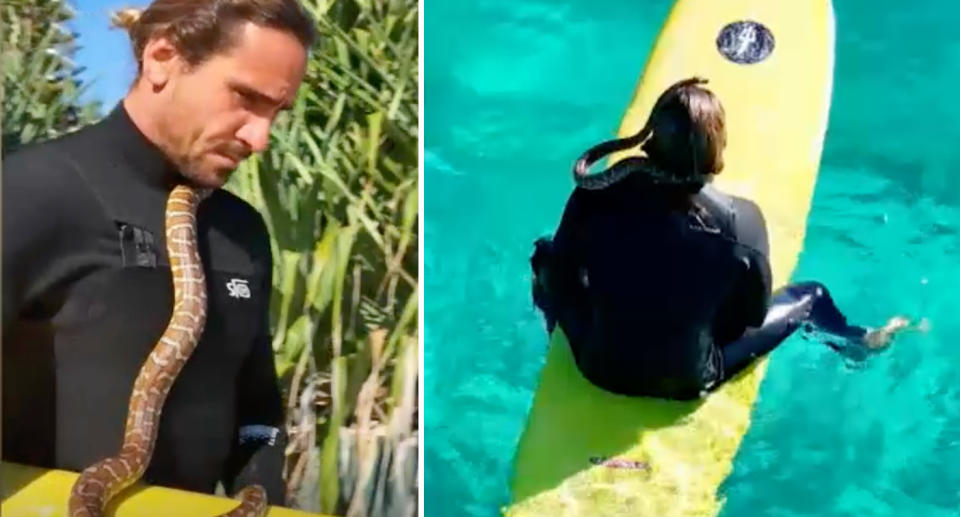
[531,78,913,400]
[2,0,315,505]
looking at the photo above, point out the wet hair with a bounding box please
[641,77,727,179]
[110,0,317,73]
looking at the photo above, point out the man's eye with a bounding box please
[234,90,253,105]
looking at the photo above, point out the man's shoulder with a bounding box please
[208,188,268,230]
[205,188,272,258]
[4,134,71,175]
[728,195,764,220]
[4,122,104,182]
[700,184,765,223]
[2,126,105,205]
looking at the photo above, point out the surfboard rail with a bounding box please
[1,461,333,517]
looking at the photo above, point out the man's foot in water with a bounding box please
[862,316,913,349]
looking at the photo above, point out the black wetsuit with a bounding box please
[531,171,869,400]
[2,103,287,503]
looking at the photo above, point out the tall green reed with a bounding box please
[225,0,418,513]
[2,0,101,154]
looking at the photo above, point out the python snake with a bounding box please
[572,76,711,191]
[67,184,269,517]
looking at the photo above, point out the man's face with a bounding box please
[154,22,307,188]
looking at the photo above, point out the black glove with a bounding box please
[222,424,289,505]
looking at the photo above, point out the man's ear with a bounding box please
[140,36,183,91]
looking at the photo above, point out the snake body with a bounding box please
[573,77,712,191]
[572,130,650,190]
[67,184,269,517]
[572,131,708,191]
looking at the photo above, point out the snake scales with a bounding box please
[67,184,269,517]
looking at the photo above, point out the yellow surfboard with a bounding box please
[505,0,835,515]
[0,461,331,517]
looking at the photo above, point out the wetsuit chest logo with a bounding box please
[226,278,251,299]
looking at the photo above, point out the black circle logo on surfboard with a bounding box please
[716,20,774,64]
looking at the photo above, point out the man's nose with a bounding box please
[236,117,272,153]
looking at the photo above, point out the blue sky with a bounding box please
[67,0,149,113]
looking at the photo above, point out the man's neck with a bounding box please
[119,86,185,185]
[122,87,167,156]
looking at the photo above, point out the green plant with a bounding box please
[1,0,102,154]
[224,0,419,513]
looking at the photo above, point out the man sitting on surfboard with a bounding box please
[531,77,914,400]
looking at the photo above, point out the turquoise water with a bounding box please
[424,0,960,515]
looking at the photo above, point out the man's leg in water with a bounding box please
[719,281,871,382]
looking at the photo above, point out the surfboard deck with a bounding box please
[0,461,331,517]
[505,0,835,515]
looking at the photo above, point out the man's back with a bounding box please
[551,178,763,398]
